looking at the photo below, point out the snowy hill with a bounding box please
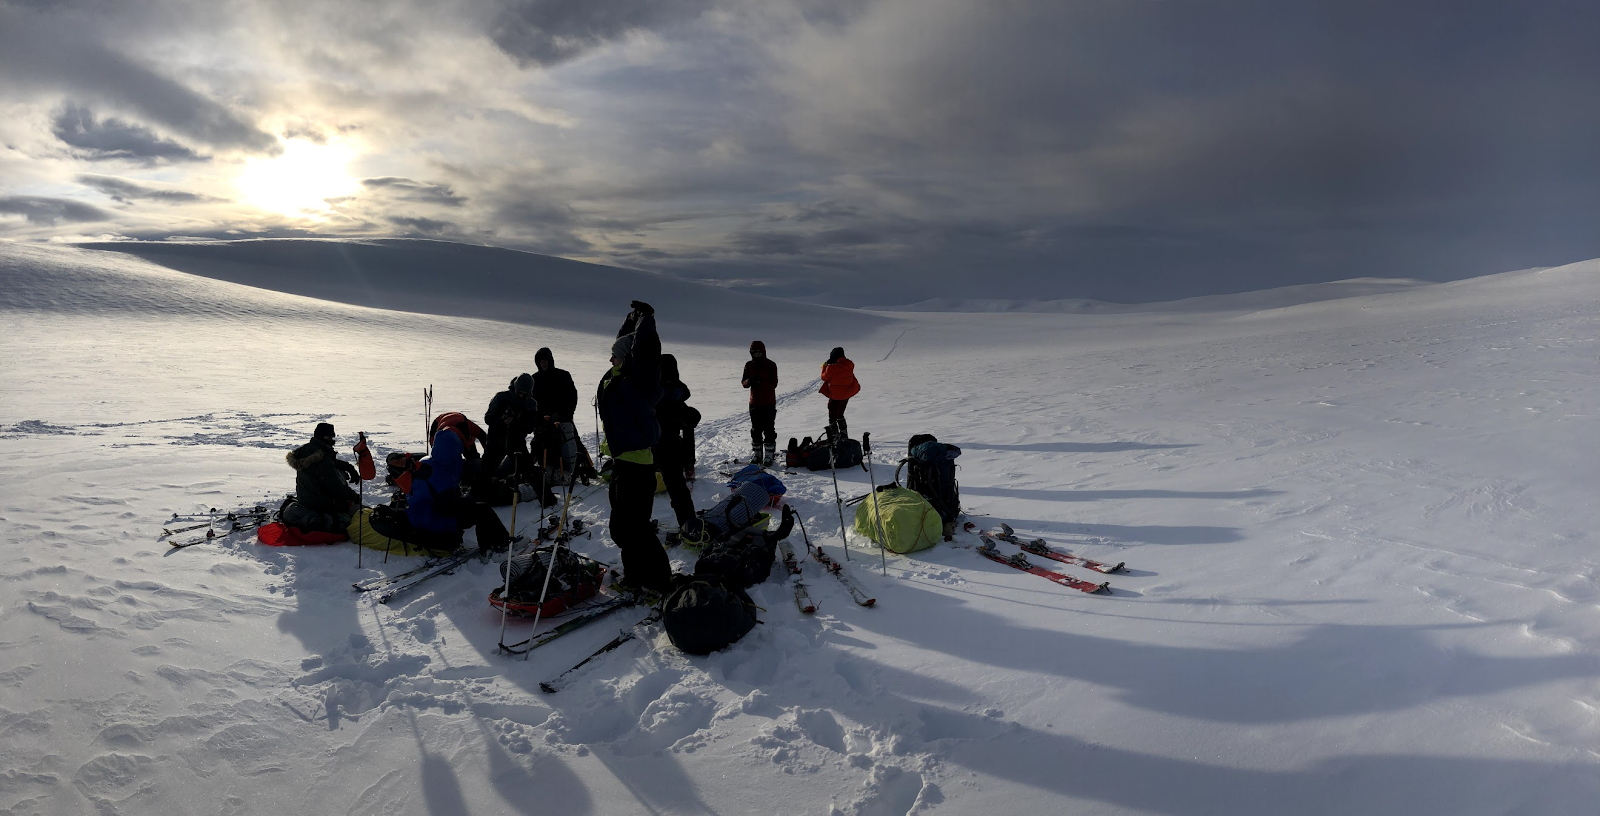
[73,238,889,342]
[884,277,1436,314]
[2,244,1597,815]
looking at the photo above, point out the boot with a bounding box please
[752,445,764,465]
[762,443,776,467]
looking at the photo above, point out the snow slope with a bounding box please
[886,277,1436,314]
[1,241,1597,815]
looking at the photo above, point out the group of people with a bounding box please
[742,341,861,466]
[282,301,863,598]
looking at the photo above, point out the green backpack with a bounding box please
[854,487,941,554]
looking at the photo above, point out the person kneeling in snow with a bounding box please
[375,419,512,553]
[283,422,360,533]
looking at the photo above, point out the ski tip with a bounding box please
[800,604,816,614]
[539,682,559,694]
[861,598,877,607]
[1094,583,1111,594]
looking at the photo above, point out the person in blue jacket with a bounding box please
[597,300,669,594]
[403,421,511,552]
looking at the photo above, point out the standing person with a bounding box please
[742,340,779,466]
[283,422,360,533]
[532,347,595,485]
[819,346,860,441]
[597,301,670,595]
[654,353,699,529]
[481,373,540,504]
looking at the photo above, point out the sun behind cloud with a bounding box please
[235,139,360,219]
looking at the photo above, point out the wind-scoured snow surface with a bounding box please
[1,241,1596,816]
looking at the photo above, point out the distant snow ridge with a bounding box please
[74,238,889,340]
[883,278,1434,314]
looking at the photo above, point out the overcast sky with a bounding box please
[2,0,1596,305]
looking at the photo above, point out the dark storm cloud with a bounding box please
[386,215,459,235]
[0,7,276,153]
[487,0,714,66]
[53,104,205,162]
[0,195,113,225]
[362,177,467,207]
[76,174,218,204]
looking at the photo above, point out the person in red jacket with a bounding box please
[742,340,779,465]
[819,346,860,441]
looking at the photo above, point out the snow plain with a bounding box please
[0,240,1596,816]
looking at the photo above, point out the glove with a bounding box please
[629,300,655,316]
[336,460,359,483]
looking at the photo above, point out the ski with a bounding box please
[373,551,478,604]
[811,545,875,607]
[499,598,634,655]
[540,609,663,693]
[977,534,1110,594]
[777,539,816,613]
[353,557,452,592]
[991,525,1124,573]
[168,529,218,549]
[160,521,212,537]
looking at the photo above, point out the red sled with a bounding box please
[256,522,349,546]
[487,563,606,618]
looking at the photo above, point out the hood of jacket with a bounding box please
[749,340,766,357]
[287,441,332,471]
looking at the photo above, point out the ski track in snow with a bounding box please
[1,243,1597,814]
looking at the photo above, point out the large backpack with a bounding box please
[898,434,961,524]
[661,575,759,655]
[489,546,605,617]
[693,505,794,589]
[680,480,772,549]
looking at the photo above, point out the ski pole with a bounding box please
[828,429,850,560]
[863,432,888,576]
[357,474,364,570]
[496,470,520,654]
[525,467,581,662]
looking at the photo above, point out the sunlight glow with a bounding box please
[236,139,360,218]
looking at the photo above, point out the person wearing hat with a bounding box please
[819,347,860,441]
[531,347,595,486]
[481,373,542,505]
[283,422,361,533]
[741,340,779,466]
[597,300,670,595]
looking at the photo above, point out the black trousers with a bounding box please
[609,458,671,592]
[749,404,777,447]
[654,447,696,527]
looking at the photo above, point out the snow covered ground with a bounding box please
[1,241,1596,816]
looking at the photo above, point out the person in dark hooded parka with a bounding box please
[654,353,698,528]
[284,422,360,533]
[531,347,592,488]
[597,301,670,594]
[742,340,778,465]
[481,373,541,504]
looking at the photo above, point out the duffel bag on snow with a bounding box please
[680,480,772,549]
[258,522,347,546]
[724,463,786,502]
[661,575,759,655]
[803,431,862,471]
[854,486,941,554]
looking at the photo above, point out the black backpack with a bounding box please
[694,532,777,589]
[898,433,962,523]
[661,575,759,655]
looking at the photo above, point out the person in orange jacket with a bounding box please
[819,346,860,440]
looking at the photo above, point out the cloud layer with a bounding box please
[1,0,1596,304]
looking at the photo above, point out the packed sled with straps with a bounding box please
[488,546,609,617]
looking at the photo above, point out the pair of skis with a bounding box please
[165,507,271,548]
[352,548,479,604]
[974,526,1114,594]
[988,523,1125,574]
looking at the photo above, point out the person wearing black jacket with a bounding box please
[283,422,360,533]
[481,373,541,504]
[597,301,669,594]
[532,348,578,422]
[653,353,698,528]
[531,347,592,487]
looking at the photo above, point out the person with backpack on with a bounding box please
[742,340,779,466]
[655,352,699,529]
[819,346,860,441]
[481,373,542,504]
[598,301,671,596]
[385,416,511,553]
[282,422,360,533]
[532,347,597,485]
